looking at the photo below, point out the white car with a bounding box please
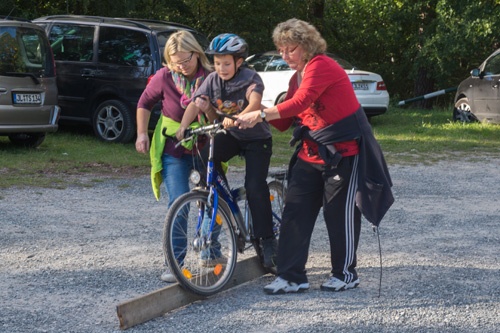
[246,51,389,117]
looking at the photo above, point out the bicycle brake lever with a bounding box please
[174,134,194,148]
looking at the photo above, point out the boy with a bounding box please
[176,33,277,268]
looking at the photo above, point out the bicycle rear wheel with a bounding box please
[163,191,237,296]
[268,180,286,239]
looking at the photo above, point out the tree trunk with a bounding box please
[309,0,325,32]
[414,66,435,109]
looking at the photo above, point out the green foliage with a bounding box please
[2,0,500,107]
[325,0,500,106]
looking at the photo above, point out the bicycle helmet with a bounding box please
[206,33,249,59]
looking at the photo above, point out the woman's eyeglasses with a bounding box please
[279,45,299,56]
[171,52,194,67]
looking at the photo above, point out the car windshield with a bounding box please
[331,55,355,70]
[0,26,54,77]
[247,52,356,71]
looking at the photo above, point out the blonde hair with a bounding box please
[272,18,327,63]
[163,30,212,72]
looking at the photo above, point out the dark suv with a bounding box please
[0,18,60,148]
[33,15,208,143]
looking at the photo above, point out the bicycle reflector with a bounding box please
[213,264,223,276]
[182,268,192,279]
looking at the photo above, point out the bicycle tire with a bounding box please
[163,191,238,296]
[247,181,286,275]
[268,180,286,239]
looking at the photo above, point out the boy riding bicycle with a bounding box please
[176,33,277,268]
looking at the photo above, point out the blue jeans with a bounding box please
[161,153,193,208]
[161,153,194,266]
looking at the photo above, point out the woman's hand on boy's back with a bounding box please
[194,95,211,113]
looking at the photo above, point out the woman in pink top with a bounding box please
[135,30,213,283]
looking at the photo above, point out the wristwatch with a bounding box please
[260,108,267,122]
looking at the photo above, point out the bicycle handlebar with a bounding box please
[174,111,238,148]
[184,122,223,138]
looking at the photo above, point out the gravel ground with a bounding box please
[1,158,499,333]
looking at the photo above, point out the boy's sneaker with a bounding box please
[261,238,278,268]
[199,255,228,267]
[320,277,360,292]
[264,277,309,294]
[160,267,176,283]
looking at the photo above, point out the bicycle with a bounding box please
[162,118,286,296]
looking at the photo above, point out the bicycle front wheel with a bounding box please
[163,191,237,296]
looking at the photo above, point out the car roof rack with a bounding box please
[0,15,31,22]
[33,15,193,32]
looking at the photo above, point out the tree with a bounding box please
[325,0,500,107]
[2,0,500,108]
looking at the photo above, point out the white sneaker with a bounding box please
[264,277,309,294]
[320,276,359,292]
[160,268,176,283]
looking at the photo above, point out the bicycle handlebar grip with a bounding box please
[184,128,193,138]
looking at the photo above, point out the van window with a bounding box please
[98,27,151,67]
[0,26,54,77]
[48,24,95,62]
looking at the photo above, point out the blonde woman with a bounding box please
[135,30,213,282]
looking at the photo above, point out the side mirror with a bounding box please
[470,68,482,78]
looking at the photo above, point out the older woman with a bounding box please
[135,30,213,283]
[236,18,393,294]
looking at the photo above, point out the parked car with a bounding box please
[32,15,209,143]
[0,17,60,148]
[453,48,500,124]
[246,51,389,117]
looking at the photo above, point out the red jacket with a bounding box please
[271,54,360,164]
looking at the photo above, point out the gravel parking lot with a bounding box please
[1,157,499,332]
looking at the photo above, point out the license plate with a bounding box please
[352,83,369,90]
[13,93,42,104]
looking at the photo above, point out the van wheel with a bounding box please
[93,100,134,143]
[8,133,46,148]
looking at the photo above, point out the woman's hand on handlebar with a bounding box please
[176,125,188,141]
[235,111,261,129]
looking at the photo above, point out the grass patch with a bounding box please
[0,127,150,188]
[371,107,500,164]
[1,107,499,188]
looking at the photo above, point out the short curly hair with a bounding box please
[272,18,327,63]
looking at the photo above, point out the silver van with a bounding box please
[0,18,60,148]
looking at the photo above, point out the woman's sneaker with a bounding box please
[264,277,309,294]
[320,277,359,292]
[160,268,176,283]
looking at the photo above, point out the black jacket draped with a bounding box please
[290,106,394,226]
